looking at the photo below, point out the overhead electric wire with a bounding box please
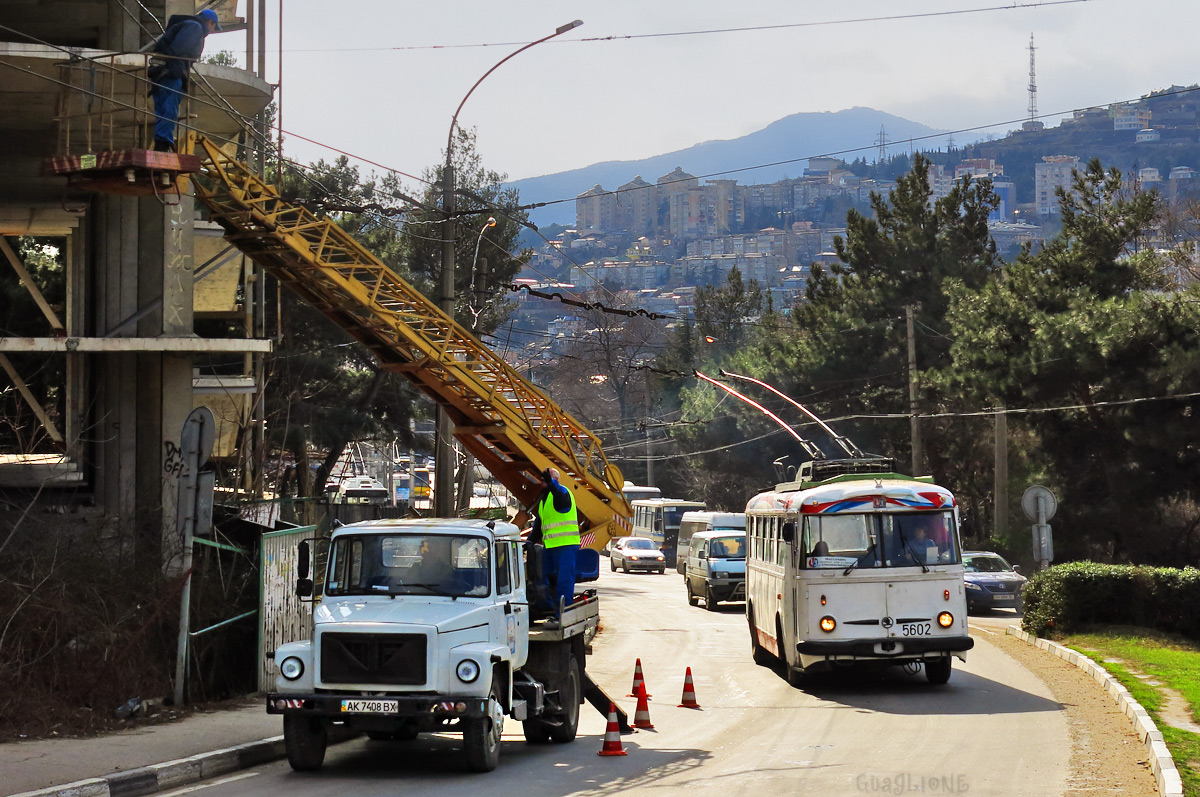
[272,1,1094,53]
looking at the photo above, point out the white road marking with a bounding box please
[969,624,996,635]
[156,771,259,796]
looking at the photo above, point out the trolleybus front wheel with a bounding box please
[925,655,952,685]
[748,605,773,666]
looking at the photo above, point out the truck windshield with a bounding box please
[325,534,491,598]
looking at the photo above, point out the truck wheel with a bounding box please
[925,656,952,685]
[548,655,581,743]
[283,714,327,772]
[686,580,699,606]
[705,585,720,611]
[522,719,552,743]
[463,681,503,772]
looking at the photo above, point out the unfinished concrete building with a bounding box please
[0,1,273,568]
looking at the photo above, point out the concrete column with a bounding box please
[64,221,87,465]
[90,194,140,558]
[137,194,195,574]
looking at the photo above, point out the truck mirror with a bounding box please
[295,577,314,598]
[298,540,310,579]
[781,521,795,544]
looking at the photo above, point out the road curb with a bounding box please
[1006,625,1184,797]
[9,729,358,797]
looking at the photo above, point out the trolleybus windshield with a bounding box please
[802,511,959,569]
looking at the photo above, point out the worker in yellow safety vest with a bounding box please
[529,467,579,623]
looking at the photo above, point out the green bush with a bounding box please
[1022,562,1200,639]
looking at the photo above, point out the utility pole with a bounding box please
[432,19,582,518]
[906,305,923,476]
[644,383,654,487]
[994,403,1008,539]
[434,162,456,517]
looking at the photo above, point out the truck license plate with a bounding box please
[340,699,398,714]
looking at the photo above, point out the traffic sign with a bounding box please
[1021,485,1057,522]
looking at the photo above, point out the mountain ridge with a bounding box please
[508,107,947,228]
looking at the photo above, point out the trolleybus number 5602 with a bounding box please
[900,623,931,636]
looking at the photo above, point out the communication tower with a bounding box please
[1022,33,1045,132]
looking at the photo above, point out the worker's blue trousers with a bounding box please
[542,544,578,616]
[151,76,184,146]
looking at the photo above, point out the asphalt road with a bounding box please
[160,572,1068,797]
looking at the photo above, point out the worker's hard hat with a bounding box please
[198,9,221,30]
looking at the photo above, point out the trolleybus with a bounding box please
[630,498,706,564]
[744,458,973,686]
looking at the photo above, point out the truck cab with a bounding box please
[269,518,596,773]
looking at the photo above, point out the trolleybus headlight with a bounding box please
[280,656,304,680]
[937,611,954,628]
[819,616,836,633]
[456,659,480,683]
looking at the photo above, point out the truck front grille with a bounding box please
[320,633,427,686]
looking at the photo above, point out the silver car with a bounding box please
[609,536,666,574]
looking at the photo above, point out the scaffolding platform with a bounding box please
[42,148,202,196]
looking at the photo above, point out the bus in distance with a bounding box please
[630,498,706,564]
[744,458,973,686]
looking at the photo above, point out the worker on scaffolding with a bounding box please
[147,9,221,152]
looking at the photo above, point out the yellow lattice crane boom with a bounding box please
[190,136,631,549]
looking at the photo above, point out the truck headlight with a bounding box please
[456,659,480,683]
[714,571,728,579]
[280,656,304,680]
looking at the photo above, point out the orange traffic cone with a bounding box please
[628,658,651,698]
[597,701,628,756]
[632,682,655,730]
[678,667,702,709]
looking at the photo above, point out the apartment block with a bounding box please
[1113,103,1152,131]
[1035,156,1081,215]
[576,184,616,232]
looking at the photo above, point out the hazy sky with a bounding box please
[212,0,1194,189]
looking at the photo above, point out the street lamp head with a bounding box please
[486,217,497,228]
[557,19,584,35]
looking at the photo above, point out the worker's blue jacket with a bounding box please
[153,15,209,81]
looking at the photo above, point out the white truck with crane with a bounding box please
[161,138,635,772]
[269,518,618,772]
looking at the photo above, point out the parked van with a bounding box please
[684,527,747,611]
[676,511,746,573]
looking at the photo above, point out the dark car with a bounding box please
[610,536,666,574]
[963,551,1027,613]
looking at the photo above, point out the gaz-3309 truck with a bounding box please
[268,518,607,772]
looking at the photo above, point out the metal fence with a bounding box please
[258,524,316,692]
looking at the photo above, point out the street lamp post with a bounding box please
[434,19,583,516]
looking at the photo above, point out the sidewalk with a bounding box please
[4,697,280,796]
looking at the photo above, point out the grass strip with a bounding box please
[1066,627,1200,796]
